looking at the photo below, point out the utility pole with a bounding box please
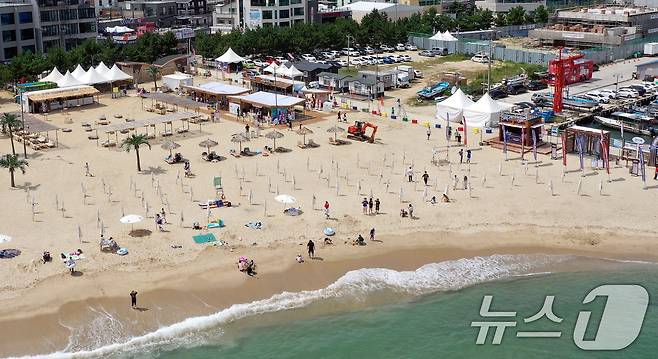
[615,74,621,92]
[20,96,27,158]
[487,40,493,92]
[346,35,352,69]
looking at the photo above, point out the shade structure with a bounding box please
[0,234,11,243]
[463,92,514,128]
[265,130,284,149]
[442,31,458,41]
[72,64,86,79]
[435,88,475,123]
[105,65,132,82]
[274,194,296,204]
[282,65,303,79]
[56,71,84,88]
[105,26,133,34]
[326,125,345,140]
[231,133,248,152]
[430,31,446,41]
[78,67,110,85]
[215,47,245,63]
[161,140,180,156]
[198,138,218,152]
[42,67,63,83]
[229,91,305,108]
[120,214,143,224]
[274,63,289,76]
[296,127,313,145]
[263,62,279,74]
[95,62,111,75]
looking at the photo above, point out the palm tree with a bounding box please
[1,113,22,155]
[121,134,151,171]
[0,154,28,188]
[147,66,160,90]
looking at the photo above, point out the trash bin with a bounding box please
[631,160,639,176]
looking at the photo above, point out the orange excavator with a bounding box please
[347,121,378,143]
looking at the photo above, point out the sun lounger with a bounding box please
[176,127,188,134]
[329,137,339,145]
[229,149,241,157]
[274,147,291,153]
[297,141,307,149]
[101,140,116,147]
[193,233,217,244]
[241,147,260,156]
[307,139,320,148]
[161,131,173,137]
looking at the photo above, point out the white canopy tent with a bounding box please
[435,88,474,123]
[104,64,132,82]
[282,65,303,79]
[263,62,279,74]
[71,64,86,79]
[430,31,446,41]
[78,67,110,85]
[105,26,133,34]
[57,71,84,87]
[162,73,193,90]
[442,31,458,41]
[215,47,245,63]
[95,62,111,75]
[463,92,514,128]
[41,67,63,83]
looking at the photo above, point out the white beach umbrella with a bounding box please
[275,194,296,205]
[0,234,12,243]
[120,214,144,232]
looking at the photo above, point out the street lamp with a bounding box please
[346,34,355,69]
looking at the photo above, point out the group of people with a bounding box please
[360,197,381,215]
[400,204,415,218]
[453,175,469,190]
[458,149,472,164]
[155,209,167,231]
[336,111,349,123]
[238,257,256,276]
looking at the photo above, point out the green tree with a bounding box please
[0,154,27,188]
[495,12,507,27]
[1,113,21,155]
[531,5,549,23]
[121,134,151,172]
[507,6,526,26]
[147,66,160,90]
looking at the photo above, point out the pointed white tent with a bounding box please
[72,64,86,80]
[95,62,111,75]
[42,67,63,83]
[263,62,280,74]
[442,31,458,41]
[435,88,475,123]
[57,71,84,87]
[463,92,514,128]
[283,65,303,78]
[429,31,446,41]
[215,48,245,63]
[104,64,132,82]
[78,67,110,85]
[274,63,289,76]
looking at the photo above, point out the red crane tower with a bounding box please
[553,48,565,113]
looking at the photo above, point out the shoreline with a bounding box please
[2,225,658,358]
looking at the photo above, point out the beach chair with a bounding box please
[329,137,338,145]
[214,177,223,196]
[307,139,320,148]
[297,141,307,149]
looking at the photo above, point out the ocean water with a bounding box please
[18,255,658,359]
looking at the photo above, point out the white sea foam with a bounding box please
[6,254,574,359]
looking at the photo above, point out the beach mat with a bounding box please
[0,249,21,259]
[193,233,217,244]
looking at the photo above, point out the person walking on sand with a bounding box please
[426,127,431,140]
[362,198,368,214]
[370,227,376,241]
[408,204,414,219]
[84,162,93,177]
[459,149,464,164]
[324,201,330,219]
[375,198,380,214]
[453,175,459,190]
[130,290,138,308]
[368,197,374,215]
[466,149,472,164]
[307,240,315,259]
[155,213,163,231]
[463,175,468,190]
[422,171,429,186]
[245,123,250,137]
[406,166,413,182]
[337,111,341,123]
[160,208,167,224]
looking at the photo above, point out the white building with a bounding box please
[212,0,318,32]
[475,0,546,13]
[341,1,423,23]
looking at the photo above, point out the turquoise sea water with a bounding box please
[150,267,657,359]
[22,255,658,359]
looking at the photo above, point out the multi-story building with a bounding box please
[124,0,211,27]
[36,0,98,53]
[211,0,318,32]
[529,6,658,48]
[475,0,546,13]
[0,1,38,61]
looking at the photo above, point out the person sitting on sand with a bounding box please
[296,254,304,263]
[354,235,366,246]
[400,208,408,217]
[429,196,437,205]
[246,260,256,276]
[324,237,333,245]
[442,193,450,203]
[42,251,51,263]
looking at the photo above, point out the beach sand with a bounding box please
[0,68,656,356]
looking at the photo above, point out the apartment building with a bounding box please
[0,1,38,61]
[37,0,98,52]
[475,0,546,13]
[212,0,318,32]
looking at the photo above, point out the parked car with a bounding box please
[382,56,395,64]
[406,44,418,51]
[380,44,394,51]
[617,89,639,98]
[342,47,359,56]
[598,89,617,99]
[301,54,317,61]
[419,50,434,57]
[399,54,411,62]
[471,53,490,63]
[350,58,364,66]
[390,55,402,63]
[321,51,334,60]
[626,85,647,95]
[253,59,264,67]
[586,91,612,101]
[531,92,551,104]
[514,101,537,110]
[335,60,348,67]
[364,46,375,55]
[489,88,508,99]
[527,80,547,91]
[505,83,527,95]
[396,43,406,51]
[413,69,423,78]
[430,47,448,56]
[581,94,608,104]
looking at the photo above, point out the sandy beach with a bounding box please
[0,65,657,357]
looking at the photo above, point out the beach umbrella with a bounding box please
[265,130,284,149]
[0,234,11,243]
[296,127,314,146]
[161,140,180,156]
[326,125,345,141]
[198,138,218,153]
[275,194,296,209]
[120,214,144,232]
[231,133,248,152]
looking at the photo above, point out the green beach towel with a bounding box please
[193,233,217,244]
